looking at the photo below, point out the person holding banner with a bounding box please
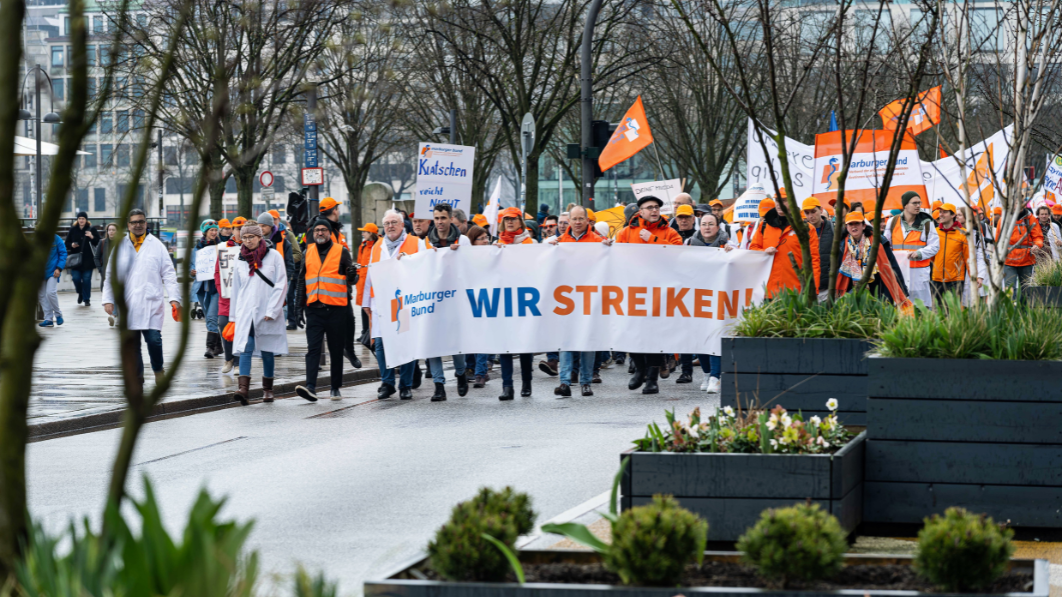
[494,207,537,400]
[834,212,911,309]
[495,207,537,245]
[425,204,470,401]
[215,223,242,374]
[749,192,820,298]
[883,192,938,307]
[683,213,728,393]
[365,210,432,400]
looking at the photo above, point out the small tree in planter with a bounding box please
[737,502,849,589]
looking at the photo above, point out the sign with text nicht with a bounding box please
[414,142,475,217]
[304,114,318,168]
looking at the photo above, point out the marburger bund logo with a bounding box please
[390,288,458,334]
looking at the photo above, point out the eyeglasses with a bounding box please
[542,224,557,229]
[641,205,661,211]
[129,219,147,226]
[383,221,402,227]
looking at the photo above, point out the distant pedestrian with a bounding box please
[194,220,222,358]
[101,209,181,386]
[215,223,242,373]
[66,212,100,306]
[97,222,118,296]
[229,220,288,405]
[38,233,67,327]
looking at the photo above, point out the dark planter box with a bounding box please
[366,550,1048,597]
[1024,286,1062,307]
[865,357,1062,528]
[620,432,865,542]
[721,337,872,425]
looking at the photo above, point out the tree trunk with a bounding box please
[209,173,226,220]
[234,166,255,217]
[525,149,539,215]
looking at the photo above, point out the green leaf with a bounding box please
[610,457,629,518]
[480,533,525,584]
[541,523,609,554]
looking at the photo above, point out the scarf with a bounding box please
[499,227,530,245]
[129,232,145,253]
[384,231,406,255]
[240,241,269,276]
[839,234,875,281]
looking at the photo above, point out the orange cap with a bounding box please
[1053,205,1062,216]
[499,207,524,221]
[828,196,851,208]
[217,218,232,229]
[992,207,1003,215]
[232,216,247,227]
[801,198,821,211]
[776,187,787,199]
[357,223,378,233]
[675,204,695,217]
[758,199,775,217]
[939,203,957,213]
[932,209,941,219]
[931,200,943,210]
[268,209,280,220]
[472,214,488,227]
[845,212,865,224]
[708,199,724,207]
[319,197,340,212]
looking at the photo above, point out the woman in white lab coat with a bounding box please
[229,221,288,405]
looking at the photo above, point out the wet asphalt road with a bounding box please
[27,357,716,595]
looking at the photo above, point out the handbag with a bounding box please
[66,252,82,269]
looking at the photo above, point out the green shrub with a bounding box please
[736,502,848,588]
[914,507,1015,591]
[427,487,535,582]
[602,495,707,586]
[735,288,897,339]
[877,292,1062,360]
[294,566,339,597]
[1031,258,1062,287]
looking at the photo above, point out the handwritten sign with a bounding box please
[218,246,240,298]
[194,245,218,282]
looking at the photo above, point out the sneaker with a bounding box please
[600,358,613,369]
[55,316,64,326]
[38,320,54,327]
[296,385,319,402]
[222,359,234,374]
[700,377,709,391]
[107,315,115,327]
[706,377,721,394]
[330,388,342,401]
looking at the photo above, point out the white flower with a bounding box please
[780,414,792,428]
[769,439,778,447]
[816,436,830,448]
[767,414,779,430]
[810,416,822,426]
[723,406,735,417]
[826,398,839,411]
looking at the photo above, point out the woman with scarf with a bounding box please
[65,212,100,306]
[228,220,288,405]
[834,212,912,311]
[493,207,535,400]
[215,222,242,373]
[1034,205,1062,263]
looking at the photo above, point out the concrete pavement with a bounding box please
[26,357,717,596]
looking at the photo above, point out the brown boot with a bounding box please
[262,376,274,402]
[234,375,250,406]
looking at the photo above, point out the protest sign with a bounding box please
[370,244,773,364]
[217,245,240,298]
[194,245,217,282]
[630,179,682,214]
[811,129,925,212]
[414,142,476,217]
[731,184,771,223]
[746,119,815,202]
[923,127,1012,210]
[1040,154,1062,205]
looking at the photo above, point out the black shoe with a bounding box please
[473,375,486,388]
[581,384,593,396]
[555,383,571,397]
[629,368,646,390]
[615,356,625,366]
[399,386,413,400]
[84,301,90,307]
[344,347,362,369]
[412,363,422,389]
[286,323,297,330]
[521,380,532,397]
[456,373,469,397]
[628,360,636,373]
[592,372,602,383]
[296,385,318,402]
[676,372,693,384]
[499,386,515,401]
[330,388,342,399]
[538,359,559,376]
[431,382,447,402]
[77,296,83,305]
[643,367,660,394]
[377,383,396,399]
[204,332,217,359]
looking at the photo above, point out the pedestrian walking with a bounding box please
[682,213,728,392]
[834,212,911,307]
[101,209,181,385]
[215,223,242,373]
[38,233,67,327]
[293,219,359,401]
[1034,205,1062,262]
[229,220,288,405]
[425,204,470,401]
[672,204,697,242]
[801,198,834,302]
[354,222,377,339]
[193,220,223,358]
[931,203,970,307]
[317,198,362,368]
[996,206,1044,291]
[494,207,536,400]
[66,212,100,306]
[750,190,821,298]
[884,192,937,307]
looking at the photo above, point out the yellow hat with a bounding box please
[675,204,695,217]
[801,198,821,211]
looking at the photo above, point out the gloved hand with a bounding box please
[171,302,181,322]
[222,322,235,342]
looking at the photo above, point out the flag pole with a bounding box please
[651,141,665,180]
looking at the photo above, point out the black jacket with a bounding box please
[813,219,835,293]
[65,223,100,270]
[428,223,462,248]
[293,240,356,315]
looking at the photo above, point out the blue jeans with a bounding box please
[1004,265,1034,291]
[546,351,559,362]
[680,354,721,379]
[198,288,219,333]
[475,354,490,376]
[375,337,414,388]
[70,268,93,303]
[135,329,164,378]
[500,354,532,387]
[428,355,467,383]
[560,351,595,385]
[238,330,275,377]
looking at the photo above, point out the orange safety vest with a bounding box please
[890,217,931,268]
[368,234,427,298]
[304,243,348,306]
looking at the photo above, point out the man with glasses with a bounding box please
[102,209,181,386]
[540,215,560,239]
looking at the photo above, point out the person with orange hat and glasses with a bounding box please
[363,210,432,400]
[883,191,938,307]
[801,197,834,301]
[929,203,970,308]
[749,189,821,298]
[995,203,1044,291]
[319,197,349,248]
[834,211,911,309]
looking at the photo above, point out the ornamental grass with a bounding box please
[1030,258,1062,287]
[734,288,896,339]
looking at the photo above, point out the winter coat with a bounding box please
[615,216,682,245]
[811,219,835,292]
[686,227,730,248]
[44,234,67,278]
[428,223,464,248]
[65,222,100,270]
[355,239,373,307]
[230,247,288,356]
[749,209,821,298]
[558,226,604,243]
[932,223,970,283]
[996,211,1044,267]
[102,234,181,331]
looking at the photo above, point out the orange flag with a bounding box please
[879,86,941,136]
[599,96,654,172]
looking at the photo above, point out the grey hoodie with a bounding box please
[686,227,730,248]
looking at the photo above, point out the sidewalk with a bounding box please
[29,291,378,434]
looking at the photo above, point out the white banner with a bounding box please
[414,142,476,217]
[1040,154,1062,204]
[630,179,682,215]
[194,245,217,282]
[370,244,773,365]
[218,246,240,298]
[746,119,815,202]
[732,184,771,223]
[922,126,1012,209]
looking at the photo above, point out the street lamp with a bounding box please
[18,65,62,219]
[432,109,458,145]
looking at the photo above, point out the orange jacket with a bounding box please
[615,217,682,245]
[933,224,969,283]
[354,239,373,306]
[749,210,821,298]
[558,227,604,243]
[995,213,1043,267]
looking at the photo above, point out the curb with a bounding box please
[29,368,380,441]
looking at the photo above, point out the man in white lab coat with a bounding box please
[102,209,181,384]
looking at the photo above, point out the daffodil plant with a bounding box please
[633,400,852,455]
